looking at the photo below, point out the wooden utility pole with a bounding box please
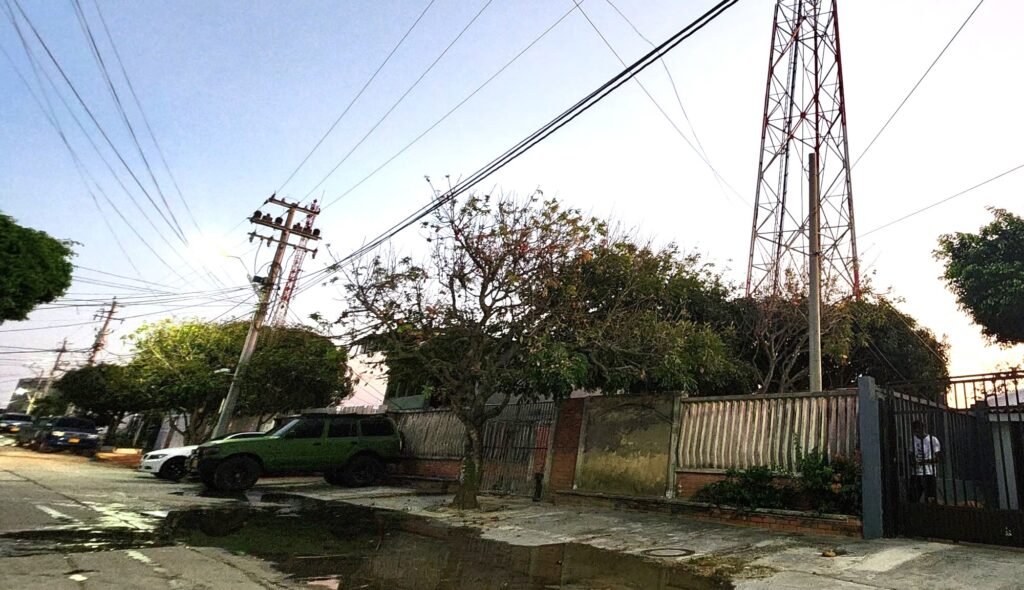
[808,152,823,393]
[31,338,68,413]
[211,196,321,438]
[87,298,119,366]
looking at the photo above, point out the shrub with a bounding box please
[694,466,794,510]
[794,448,862,516]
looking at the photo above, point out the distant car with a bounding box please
[0,412,33,435]
[139,432,265,481]
[14,416,53,447]
[194,414,402,492]
[30,417,101,454]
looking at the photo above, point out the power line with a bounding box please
[73,265,178,291]
[10,0,188,245]
[300,0,740,292]
[571,0,748,207]
[2,2,192,282]
[603,0,740,204]
[277,0,438,193]
[317,2,582,212]
[302,0,496,200]
[70,0,188,242]
[91,0,201,234]
[861,161,1024,237]
[852,0,986,169]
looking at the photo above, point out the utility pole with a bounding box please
[31,338,68,413]
[808,152,823,393]
[87,298,119,366]
[211,196,321,438]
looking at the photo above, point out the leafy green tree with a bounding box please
[30,394,68,417]
[344,195,737,508]
[56,363,148,443]
[825,297,949,398]
[127,320,348,443]
[936,208,1024,345]
[235,325,352,423]
[0,213,74,322]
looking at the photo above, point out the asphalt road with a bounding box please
[0,440,303,589]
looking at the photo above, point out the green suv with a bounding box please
[194,414,401,492]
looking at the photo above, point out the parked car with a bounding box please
[28,417,100,454]
[14,416,53,447]
[0,412,33,435]
[193,414,402,492]
[139,432,265,481]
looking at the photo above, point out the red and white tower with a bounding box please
[270,200,320,326]
[746,0,860,299]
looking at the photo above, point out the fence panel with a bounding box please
[390,402,555,496]
[677,391,859,472]
[575,394,675,497]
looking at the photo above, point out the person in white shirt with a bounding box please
[910,420,941,503]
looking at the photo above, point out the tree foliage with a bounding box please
[936,208,1024,345]
[728,290,948,397]
[343,194,737,508]
[0,213,74,323]
[126,320,348,443]
[56,363,148,441]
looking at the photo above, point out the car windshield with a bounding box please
[52,417,97,432]
[1,413,32,422]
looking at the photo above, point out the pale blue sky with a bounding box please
[2,0,1022,404]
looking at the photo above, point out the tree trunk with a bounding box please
[451,421,485,509]
[103,412,123,446]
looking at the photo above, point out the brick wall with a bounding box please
[676,470,727,499]
[394,457,462,479]
[555,490,862,538]
[547,398,585,494]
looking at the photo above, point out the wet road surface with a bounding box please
[0,443,727,589]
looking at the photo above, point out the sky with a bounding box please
[1,0,1022,406]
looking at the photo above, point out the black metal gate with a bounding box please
[879,372,1024,547]
[480,402,554,496]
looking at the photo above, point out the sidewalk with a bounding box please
[296,485,1023,590]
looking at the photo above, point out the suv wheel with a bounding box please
[324,467,345,486]
[212,456,261,491]
[342,455,384,487]
[158,457,188,481]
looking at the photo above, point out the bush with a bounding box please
[693,449,862,516]
[694,466,794,510]
[794,448,862,515]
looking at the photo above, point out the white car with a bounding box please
[139,432,265,480]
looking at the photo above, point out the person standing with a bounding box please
[910,420,941,503]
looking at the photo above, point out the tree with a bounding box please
[0,213,74,322]
[56,363,147,443]
[825,297,949,398]
[235,325,352,425]
[127,320,348,443]
[344,195,736,508]
[728,290,948,397]
[936,208,1024,346]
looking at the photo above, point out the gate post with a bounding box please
[858,376,884,539]
[665,392,683,499]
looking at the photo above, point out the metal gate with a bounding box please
[880,372,1024,547]
[480,402,554,496]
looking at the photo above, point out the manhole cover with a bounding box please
[641,547,695,558]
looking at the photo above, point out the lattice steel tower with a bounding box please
[746,0,860,299]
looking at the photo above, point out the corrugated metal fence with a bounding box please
[677,391,859,472]
[390,402,555,495]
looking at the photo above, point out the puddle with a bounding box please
[1,500,729,589]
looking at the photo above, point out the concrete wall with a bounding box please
[575,394,673,497]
